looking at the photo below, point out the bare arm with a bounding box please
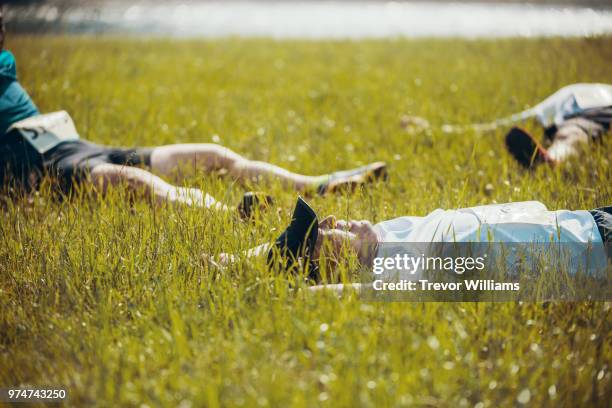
[307,282,366,294]
[205,242,272,269]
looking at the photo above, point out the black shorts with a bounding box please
[590,206,612,244]
[544,107,612,140]
[44,140,153,187]
[0,136,153,192]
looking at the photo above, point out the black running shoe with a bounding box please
[505,126,553,168]
[238,191,274,219]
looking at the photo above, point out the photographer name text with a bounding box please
[372,279,520,291]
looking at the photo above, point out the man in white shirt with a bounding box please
[405,84,611,169]
[263,198,610,284]
[504,83,612,168]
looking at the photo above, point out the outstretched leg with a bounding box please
[546,118,601,162]
[149,143,386,193]
[90,163,229,211]
[149,143,320,190]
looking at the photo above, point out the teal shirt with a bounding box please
[0,50,39,136]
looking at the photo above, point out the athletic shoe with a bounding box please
[505,126,554,168]
[237,191,274,219]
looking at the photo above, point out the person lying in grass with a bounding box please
[405,83,612,169]
[0,20,386,217]
[504,84,612,169]
[217,197,611,284]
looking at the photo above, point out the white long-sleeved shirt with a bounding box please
[375,201,601,244]
[374,201,605,278]
[518,83,612,128]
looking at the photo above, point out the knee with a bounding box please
[207,144,242,169]
[556,118,600,143]
[151,143,242,174]
[555,125,588,143]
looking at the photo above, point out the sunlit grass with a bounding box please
[1,35,611,406]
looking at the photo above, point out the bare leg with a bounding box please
[547,124,589,163]
[149,143,324,191]
[547,118,602,162]
[90,163,229,211]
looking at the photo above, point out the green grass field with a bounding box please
[1,36,611,407]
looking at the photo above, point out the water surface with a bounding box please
[24,1,612,38]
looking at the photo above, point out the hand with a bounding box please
[315,217,379,267]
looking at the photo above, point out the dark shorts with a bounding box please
[0,135,153,192]
[545,107,612,140]
[590,206,612,245]
[44,140,153,187]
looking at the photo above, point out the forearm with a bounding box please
[208,242,272,267]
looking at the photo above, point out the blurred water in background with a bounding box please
[8,1,612,38]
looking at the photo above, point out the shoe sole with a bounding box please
[505,127,548,168]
